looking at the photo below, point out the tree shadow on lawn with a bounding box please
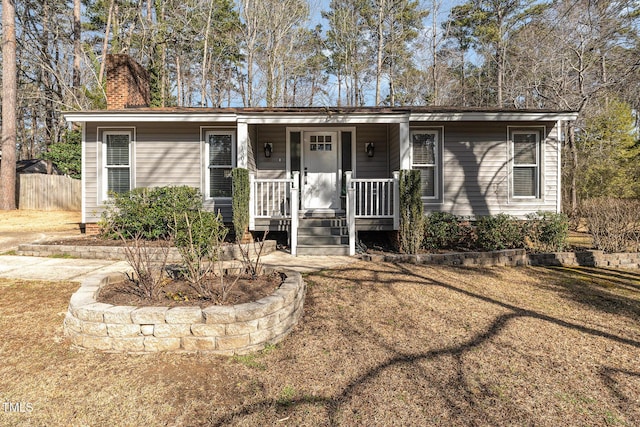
[208,262,640,426]
[532,266,640,323]
[600,367,640,417]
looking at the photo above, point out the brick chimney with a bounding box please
[106,54,150,110]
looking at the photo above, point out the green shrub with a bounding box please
[232,168,250,242]
[100,186,202,240]
[475,213,526,251]
[526,211,569,252]
[398,169,424,254]
[423,211,464,250]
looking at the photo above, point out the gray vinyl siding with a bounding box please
[83,117,562,227]
[255,125,287,179]
[413,121,560,219]
[84,124,100,223]
[136,124,200,188]
[247,124,257,172]
[389,124,400,172]
[83,122,236,224]
[355,124,390,179]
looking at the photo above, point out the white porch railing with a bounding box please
[249,172,299,255]
[345,171,400,255]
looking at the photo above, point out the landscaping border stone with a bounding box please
[17,240,277,262]
[362,249,529,267]
[63,269,305,355]
[528,250,640,269]
[363,248,640,269]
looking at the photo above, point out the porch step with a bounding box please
[296,217,349,255]
[298,218,346,228]
[296,245,351,256]
[297,235,348,246]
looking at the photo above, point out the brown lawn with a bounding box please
[1,262,639,426]
[0,210,80,233]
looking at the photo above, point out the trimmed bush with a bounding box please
[423,211,465,250]
[525,211,569,253]
[232,168,250,242]
[398,169,424,254]
[100,186,202,240]
[475,213,526,251]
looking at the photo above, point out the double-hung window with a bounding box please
[411,130,439,198]
[511,129,541,198]
[206,131,234,198]
[103,131,132,199]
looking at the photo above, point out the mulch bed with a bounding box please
[97,272,284,308]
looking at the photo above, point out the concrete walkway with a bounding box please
[0,250,354,282]
[260,251,354,273]
[0,255,131,282]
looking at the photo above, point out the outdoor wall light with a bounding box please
[366,142,375,157]
[264,142,273,158]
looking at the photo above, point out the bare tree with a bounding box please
[1,0,18,210]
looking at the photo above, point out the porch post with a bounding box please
[237,121,248,168]
[290,171,299,256]
[399,120,411,170]
[344,171,352,191]
[344,171,356,255]
[347,184,356,256]
[249,172,255,230]
[393,171,400,230]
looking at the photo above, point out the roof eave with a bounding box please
[409,111,579,122]
[63,108,580,123]
[63,111,239,123]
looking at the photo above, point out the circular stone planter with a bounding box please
[63,270,305,355]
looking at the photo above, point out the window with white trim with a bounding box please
[511,129,540,198]
[411,130,439,198]
[102,131,131,199]
[206,131,234,198]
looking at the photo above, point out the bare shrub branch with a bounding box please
[119,232,171,300]
[581,198,640,253]
[238,231,269,279]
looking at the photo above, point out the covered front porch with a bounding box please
[249,171,400,256]
[239,117,409,256]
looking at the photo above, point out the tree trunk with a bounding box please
[431,1,439,105]
[200,0,214,107]
[374,0,384,106]
[1,0,17,210]
[98,0,115,85]
[176,55,183,106]
[73,0,82,96]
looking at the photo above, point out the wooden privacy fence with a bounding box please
[17,174,81,211]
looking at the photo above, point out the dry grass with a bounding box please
[1,262,639,426]
[0,210,80,233]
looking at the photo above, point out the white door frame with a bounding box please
[302,130,339,210]
[286,127,356,214]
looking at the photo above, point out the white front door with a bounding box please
[302,131,339,210]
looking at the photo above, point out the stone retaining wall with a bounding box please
[363,249,528,267]
[364,249,640,269]
[18,240,276,262]
[528,250,640,269]
[63,270,305,355]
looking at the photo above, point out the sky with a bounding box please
[309,0,465,29]
[304,0,466,106]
